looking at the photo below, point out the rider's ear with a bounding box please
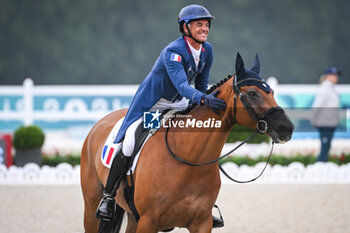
[183,23,189,34]
[251,53,260,74]
[235,52,245,78]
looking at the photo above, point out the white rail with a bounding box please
[1,78,350,126]
[0,78,138,125]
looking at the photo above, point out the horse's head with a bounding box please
[231,53,294,143]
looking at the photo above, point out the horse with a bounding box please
[81,53,294,233]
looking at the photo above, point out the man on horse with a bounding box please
[96,4,226,227]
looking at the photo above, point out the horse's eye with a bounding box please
[247,91,258,98]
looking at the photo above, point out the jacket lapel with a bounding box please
[198,46,206,73]
[183,36,197,72]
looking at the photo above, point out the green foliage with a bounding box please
[42,154,81,167]
[226,124,270,144]
[329,154,350,165]
[42,153,350,167]
[13,125,45,150]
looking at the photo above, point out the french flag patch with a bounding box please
[170,53,182,62]
[102,145,117,166]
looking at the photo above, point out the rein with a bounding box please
[164,75,276,183]
[165,125,274,183]
[165,127,260,166]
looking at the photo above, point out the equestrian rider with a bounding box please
[96,4,226,228]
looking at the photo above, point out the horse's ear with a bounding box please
[251,53,260,74]
[235,52,245,78]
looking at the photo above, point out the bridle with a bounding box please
[165,75,278,183]
[233,76,284,134]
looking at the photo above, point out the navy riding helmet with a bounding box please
[178,4,215,43]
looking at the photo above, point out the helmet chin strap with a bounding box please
[184,23,205,44]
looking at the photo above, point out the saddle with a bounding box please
[127,109,177,165]
[123,109,177,222]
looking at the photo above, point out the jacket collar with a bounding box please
[183,36,205,54]
[183,36,206,72]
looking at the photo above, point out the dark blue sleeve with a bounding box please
[195,46,213,93]
[165,48,203,105]
[114,79,160,143]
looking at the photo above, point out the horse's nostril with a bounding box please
[278,125,287,133]
[277,125,292,138]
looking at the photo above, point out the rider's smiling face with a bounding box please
[184,19,210,43]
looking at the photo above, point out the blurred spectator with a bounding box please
[311,67,341,162]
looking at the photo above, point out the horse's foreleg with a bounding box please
[125,212,138,233]
[187,214,213,233]
[136,216,157,233]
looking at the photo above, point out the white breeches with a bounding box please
[122,98,189,156]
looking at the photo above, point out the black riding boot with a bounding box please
[95,151,130,221]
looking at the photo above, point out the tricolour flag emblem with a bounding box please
[102,145,116,166]
[170,53,182,62]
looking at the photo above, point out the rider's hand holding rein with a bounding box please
[200,90,226,114]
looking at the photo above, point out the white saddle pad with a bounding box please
[100,117,150,175]
[101,109,177,174]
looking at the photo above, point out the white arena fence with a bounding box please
[1,162,349,185]
[0,77,349,138]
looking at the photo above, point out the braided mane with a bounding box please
[180,75,233,114]
[205,75,233,94]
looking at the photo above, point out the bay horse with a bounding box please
[81,53,294,233]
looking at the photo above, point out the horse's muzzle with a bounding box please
[264,107,294,144]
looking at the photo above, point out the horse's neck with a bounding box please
[173,82,234,162]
